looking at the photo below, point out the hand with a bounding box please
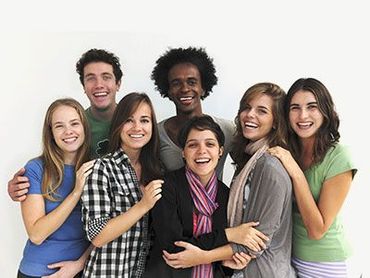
[74,160,95,194]
[42,260,83,278]
[222,252,254,270]
[267,146,301,178]
[8,168,30,202]
[162,241,207,269]
[140,179,163,211]
[227,222,269,252]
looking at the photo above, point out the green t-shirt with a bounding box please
[85,108,111,159]
[293,144,357,262]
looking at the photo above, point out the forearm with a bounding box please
[24,190,81,244]
[203,244,234,263]
[291,174,325,238]
[92,200,149,247]
[76,245,94,270]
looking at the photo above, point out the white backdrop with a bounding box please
[1,1,369,277]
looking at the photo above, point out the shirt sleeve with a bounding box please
[325,144,357,180]
[81,159,111,241]
[231,156,292,258]
[24,159,43,195]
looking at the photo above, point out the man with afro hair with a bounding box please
[152,47,235,179]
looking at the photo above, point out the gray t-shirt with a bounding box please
[157,116,235,180]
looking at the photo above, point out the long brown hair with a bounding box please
[285,78,340,166]
[41,98,90,201]
[108,92,162,184]
[232,82,287,173]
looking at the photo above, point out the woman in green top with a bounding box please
[269,78,357,277]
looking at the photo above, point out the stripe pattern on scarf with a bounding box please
[185,166,219,278]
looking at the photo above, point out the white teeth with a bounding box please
[245,122,258,128]
[297,122,312,128]
[129,134,144,138]
[94,92,108,97]
[195,158,210,163]
[180,96,193,101]
[63,137,77,143]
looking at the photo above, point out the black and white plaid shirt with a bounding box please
[81,148,149,277]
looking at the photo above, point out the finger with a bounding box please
[256,230,269,241]
[14,188,29,197]
[13,167,26,178]
[162,255,180,268]
[173,241,188,248]
[163,250,178,260]
[47,262,63,269]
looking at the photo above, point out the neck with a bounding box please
[122,146,141,166]
[300,137,315,169]
[63,153,77,165]
[175,107,203,120]
[90,104,117,122]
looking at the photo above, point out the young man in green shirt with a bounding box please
[8,48,123,201]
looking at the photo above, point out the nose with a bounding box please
[95,76,105,88]
[197,143,207,154]
[299,108,308,119]
[180,81,190,92]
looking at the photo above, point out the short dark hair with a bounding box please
[76,48,123,85]
[151,47,218,100]
[178,115,225,149]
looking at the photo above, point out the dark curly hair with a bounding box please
[285,78,340,166]
[76,48,123,86]
[151,47,218,100]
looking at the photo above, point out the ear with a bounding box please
[116,80,122,91]
[182,150,185,159]
[219,146,224,158]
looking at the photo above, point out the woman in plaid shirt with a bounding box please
[81,92,163,277]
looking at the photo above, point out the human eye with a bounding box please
[307,103,318,110]
[187,79,197,86]
[84,75,96,82]
[186,141,198,148]
[102,74,113,81]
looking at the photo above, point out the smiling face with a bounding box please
[289,90,324,141]
[51,105,85,164]
[239,93,274,142]
[83,61,121,112]
[120,102,153,154]
[168,63,203,115]
[182,129,223,186]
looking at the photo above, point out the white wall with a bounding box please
[1,2,369,277]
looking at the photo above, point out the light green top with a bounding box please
[85,107,111,159]
[293,144,357,262]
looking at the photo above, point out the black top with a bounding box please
[144,167,230,278]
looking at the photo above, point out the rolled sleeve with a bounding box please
[81,160,113,241]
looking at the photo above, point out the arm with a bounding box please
[8,167,30,202]
[91,179,163,247]
[21,160,94,245]
[230,157,292,258]
[163,241,254,270]
[269,146,353,240]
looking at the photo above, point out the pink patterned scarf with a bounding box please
[185,166,219,278]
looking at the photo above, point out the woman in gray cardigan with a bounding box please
[163,83,296,278]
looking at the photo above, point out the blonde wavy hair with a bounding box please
[41,98,90,201]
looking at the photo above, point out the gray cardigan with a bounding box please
[231,153,296,278]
